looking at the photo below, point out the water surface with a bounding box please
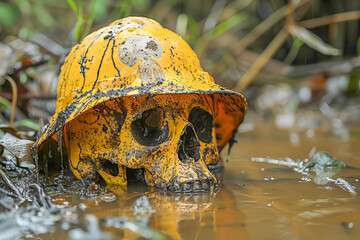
[39,122,360,240]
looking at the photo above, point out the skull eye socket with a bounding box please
[188,107,213,143]
[131,107,168,146]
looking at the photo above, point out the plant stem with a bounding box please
[234,28,289,92]
[299,11,360,29]
[3,76,18,127]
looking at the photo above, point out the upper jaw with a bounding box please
[153,160,218,192]
[162,179,219,192]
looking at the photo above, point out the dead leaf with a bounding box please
[288,24,341,56]
[0,133,35,170]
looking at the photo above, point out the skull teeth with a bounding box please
[167,179,218,192]
[174,183,181,192]
[193,181,202,191]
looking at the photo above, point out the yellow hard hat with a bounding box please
[37,16,247,150]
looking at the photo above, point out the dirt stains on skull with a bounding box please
[63,94,221,191]
[92,99,127,148]
[146,40,158,51]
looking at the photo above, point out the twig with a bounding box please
[11,56,50,74]
[29,183,52,208]
[200,0,252,29]
[326,177,357,196]
[295,0,312,21]
[284,56,360,77]
[0,168,24,201]
[299,11,360,29]
[28,33,64,57]
[0,92,56,101]
[286,0,296,28]
[0,187,19,198]
[233,1,305,55]
[33,144,39,183]
[1,76,18,127]
[232,0,317,91]
[234,28,289,92]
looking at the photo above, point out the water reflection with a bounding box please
[78,184,249,239]
[144,186,248,240]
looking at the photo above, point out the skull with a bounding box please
[65,94,219,191]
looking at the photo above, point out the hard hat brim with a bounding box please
[37,77,247,148]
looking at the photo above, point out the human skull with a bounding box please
[65,94,219,191]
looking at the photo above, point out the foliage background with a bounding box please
[2,0,360,73]
[1,0,360,128]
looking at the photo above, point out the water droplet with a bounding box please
[306,129,315,138]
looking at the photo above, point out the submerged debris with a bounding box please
[0,168,24,201]
[69,214,113,240]
[0,175,168,240]
[101,217,171,240]
[0,183,69,239]
[297,151,349,186]
[251,156,303,168]
[326,177,357,196]
[29,183,53,208]
[251,151,356,195]
[0,213,21,240]
[301,152,346,171]
[131,196,155,220]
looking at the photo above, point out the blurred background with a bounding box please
[0,0,360,140]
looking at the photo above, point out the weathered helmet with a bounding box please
[37,17,246,190]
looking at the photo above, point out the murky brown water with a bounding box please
[37,120,360,240]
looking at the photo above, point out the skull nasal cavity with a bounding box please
[178,125,201,162]
[100,159,119,176]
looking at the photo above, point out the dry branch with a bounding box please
[234,28,289,92]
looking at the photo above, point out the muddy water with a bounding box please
[42,121,360,240]
[223,122,360,240]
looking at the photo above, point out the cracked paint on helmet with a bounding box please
[36,16,247,190]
